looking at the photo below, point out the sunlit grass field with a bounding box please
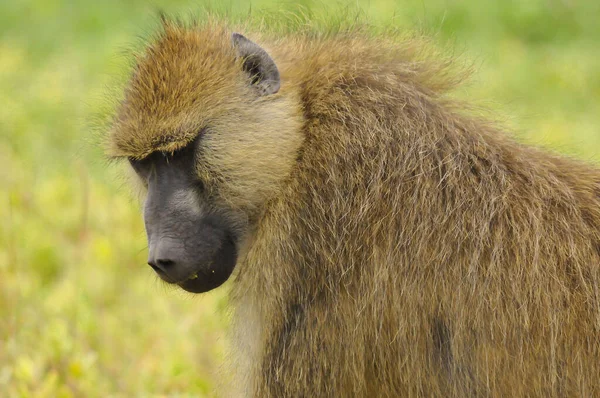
[1,0,599,396]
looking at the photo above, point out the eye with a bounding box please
[128,157,143,173]
[128,157,152,185]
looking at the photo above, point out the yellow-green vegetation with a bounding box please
[1,0,599,396]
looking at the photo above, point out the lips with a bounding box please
[176,266,230,293]
[174,236,237,293]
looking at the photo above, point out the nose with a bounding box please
[147,258,176,276]
[147,240,188,283]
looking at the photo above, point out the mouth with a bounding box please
[175,235,238,294]
[175,268,216,293]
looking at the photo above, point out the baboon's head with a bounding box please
[107,23,303,293]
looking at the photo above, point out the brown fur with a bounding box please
[108,18,600,397]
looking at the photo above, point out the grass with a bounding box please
[1,0,599,396]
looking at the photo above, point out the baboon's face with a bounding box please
[130,137,239,293]
[120,33,303,293]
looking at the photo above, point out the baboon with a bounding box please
[107,18,600,397]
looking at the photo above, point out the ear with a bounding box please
[231,33,280,95]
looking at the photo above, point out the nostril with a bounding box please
[147,261,161,273]
[156,259,175,269]
[147,259,175,275]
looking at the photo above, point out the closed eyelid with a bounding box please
[129,157,156,181]
[127,131,204,181]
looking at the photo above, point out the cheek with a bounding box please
[198,137,302,212]
[197,99,303,212]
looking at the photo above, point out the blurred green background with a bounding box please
[1,0,599,396]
